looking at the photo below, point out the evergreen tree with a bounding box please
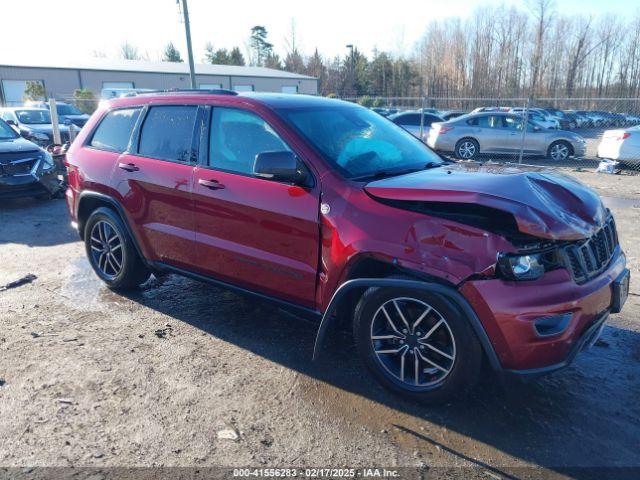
[250,26,273,66]
[163,42,183,62]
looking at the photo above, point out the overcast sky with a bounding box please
[3,0,639,63]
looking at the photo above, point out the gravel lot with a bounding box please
[0,168,639,479]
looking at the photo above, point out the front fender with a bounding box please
[313,278,503,373]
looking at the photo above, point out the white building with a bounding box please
[0,58,318,105]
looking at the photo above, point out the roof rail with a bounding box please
[133,88,238,97]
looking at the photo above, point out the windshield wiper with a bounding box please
[351,162,442,182]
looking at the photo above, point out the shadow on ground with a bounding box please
[115,273,640,479]
[0,198,76,247]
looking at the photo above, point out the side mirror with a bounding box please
[253,150,307,185]
[5,119,16,126]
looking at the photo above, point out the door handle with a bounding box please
[198,178,225,190]
[118,162,139,172]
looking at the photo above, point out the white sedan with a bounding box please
[597,126,640,164]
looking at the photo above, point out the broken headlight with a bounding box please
[497,253,545,281]
[40,150,55,172]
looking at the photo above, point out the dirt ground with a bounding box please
[1,167,639,479]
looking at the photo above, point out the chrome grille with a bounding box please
[562,217,619,284]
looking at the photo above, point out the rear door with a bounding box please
[473,114,512,153]
[191,106,321,307]
[110,104,199,269]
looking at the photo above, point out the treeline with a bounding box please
[122,0,640,99]
[279,0,640,99]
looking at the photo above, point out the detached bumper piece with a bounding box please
[505,310,609,380]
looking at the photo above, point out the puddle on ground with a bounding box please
[601,196,640,209]
[59,258,127,311]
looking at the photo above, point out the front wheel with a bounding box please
[84,207,150,289]
[353,286,482,403]
[547,140,572,161]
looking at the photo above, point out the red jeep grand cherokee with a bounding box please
[65,90,629,403]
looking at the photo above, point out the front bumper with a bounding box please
[460,249,627,372]
[573,142,587,157]
[0,170,61,199]
[504,310,608,379]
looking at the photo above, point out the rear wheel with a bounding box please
[455,138,479,160]
[547,140,572,161]
[353,286,482,403]
[84,207,150,289]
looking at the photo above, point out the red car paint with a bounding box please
[66,92,627,373]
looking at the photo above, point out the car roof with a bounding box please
[106,91,351,111]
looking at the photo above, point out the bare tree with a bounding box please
[120,42,140,60]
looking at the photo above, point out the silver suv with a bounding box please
[426,112,586,161]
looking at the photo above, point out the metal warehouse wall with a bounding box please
[0,65,318,103]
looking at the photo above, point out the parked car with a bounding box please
[427,112,586,161]
[0,118,61,199]
[528,108,561,129]
[65,91,628,403]
[563,110,587,128]
[388,111,445,139]
[470,106,511,113]
[584,111,606,127]
[25,101,90,128]
[510,108,558,130]
[575,111,595,128]
[0,107,74,146]
[597,126,640,165]
[439,110,467,121]
[371,107,390,117]
[543,108,573,130]
[622,113,640,127]
[560,111,580,129]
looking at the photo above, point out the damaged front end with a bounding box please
[0,149,63,200]
[362,161,619,284]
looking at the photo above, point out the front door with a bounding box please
[192,106,321,307]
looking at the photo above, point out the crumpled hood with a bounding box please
[364,162,607,241]
[0,137,40,154]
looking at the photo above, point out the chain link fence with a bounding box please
[342,96,640,174]
[6,92,640,174]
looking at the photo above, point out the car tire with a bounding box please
[84,207,150,289]
[353,285,482,403]
[547,140,572,161]
[455,138,479,160]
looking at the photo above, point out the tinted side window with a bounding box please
[139,105,198,162]
[395,114,420,126]
[90,108,141,152]
[209,108,290,175]
[423,114,441,126]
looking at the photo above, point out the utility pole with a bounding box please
[179,0,197,89]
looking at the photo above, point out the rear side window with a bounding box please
[467,115,501,128]
[90,108,141,152]
[138,105,198,162]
